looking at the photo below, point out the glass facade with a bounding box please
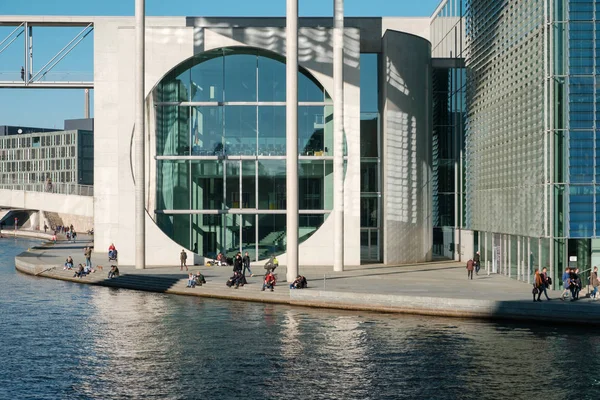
[0,130,93,186]
[153,47,333,260]
[360,53,382,262]
[431,0,466,258]
[430,0,600,286]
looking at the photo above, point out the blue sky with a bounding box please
[0,0,442,128]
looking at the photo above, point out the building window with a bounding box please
[154,47,333,260]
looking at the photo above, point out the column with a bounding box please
[135,0,146,269]
[333,0,345,272]
[286,0,299,282]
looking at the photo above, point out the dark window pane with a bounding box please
[360,53,379,113]
[258,160,286,209]
[156,160,190,210]
[258,55,286,102]
[360,114,378,157]
[190,160,224,210]
[156,106,190,156]
[190,55,224,102]
[224,53,257,101]
[258,106,286,155]
[224,106,257,155]
[191,106,223,155]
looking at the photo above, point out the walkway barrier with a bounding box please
[0,182,93,196]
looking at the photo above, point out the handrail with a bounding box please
[0,182,93,196]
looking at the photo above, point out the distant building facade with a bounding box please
[0,129,94,186]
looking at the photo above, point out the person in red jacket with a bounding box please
[262,272,276,291]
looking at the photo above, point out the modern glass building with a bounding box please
[93,16,432,266]
[431,0,600,287]
[152,48,336,260]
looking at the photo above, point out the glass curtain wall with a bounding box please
[360,53,381,262]
[154,47,333,260]
[431,0,466,259]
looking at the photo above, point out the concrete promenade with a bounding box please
[12,237,600,325]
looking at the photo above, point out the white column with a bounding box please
[135,0,146,269]
[333,0,345,272]
[286,0,299,282]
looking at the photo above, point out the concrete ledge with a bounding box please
[15,251,600,326]
[1,230,54,241]
[289,289,600,326]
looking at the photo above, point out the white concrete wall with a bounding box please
[381,31,433,265]
[95,18,196,266]
[95,18,363,267]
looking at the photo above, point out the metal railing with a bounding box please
[0,70,93,82]
[0,182,93,196]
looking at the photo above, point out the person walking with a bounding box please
[233,252,243,273]
[539,267,551,301]
[590,266,599,300]
[466,259,474,280]
[561,267,571,301]
[533,268,544,302]
[570,268,581,301]
[474,251,481,275]
[242,251,253,277]
[180,249,188,271]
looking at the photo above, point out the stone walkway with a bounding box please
[13,237,600,325]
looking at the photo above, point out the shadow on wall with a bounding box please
[382,30,432,264]
[191,26,361,83]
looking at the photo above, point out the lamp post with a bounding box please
[135,0,146,269]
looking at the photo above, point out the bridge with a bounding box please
[0,183,93,232]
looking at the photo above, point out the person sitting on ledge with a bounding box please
[194,271,206,286]
[84,264,95,275]
[262,271,276,292]
[108,265,119,279]
[108,243,117,260]
[216,252,226,266]
[187,272,196,288]
[226,271,243,289]
[73,264,85,278]
[64,256,74,270]
[290,275,307,289]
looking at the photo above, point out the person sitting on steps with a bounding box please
[290,275,307,289]
[194,271,206,286]
[226,271,244,289]
[107,265,120,279]
[64,256,74,270]
[187,272,196,288]
[73,264,85,278]
[262,271,276,292]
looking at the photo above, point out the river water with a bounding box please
[1,238,600,400]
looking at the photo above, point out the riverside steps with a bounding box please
[13,238,600,325]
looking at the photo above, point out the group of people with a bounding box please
[225,252,254,289]
[532,267,552,301]
[560,266,600,302]
[466,251,481,279]
[187,271,206,288]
